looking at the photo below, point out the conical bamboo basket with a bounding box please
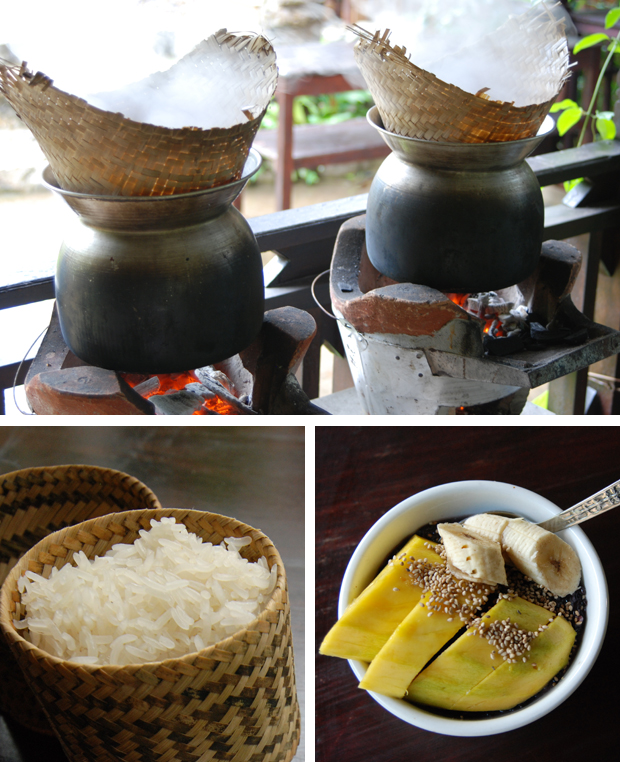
[0,30,278,196]
[0,507,300,762]
[0,465,162,734]
[351,24,567,143]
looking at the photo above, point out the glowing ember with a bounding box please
[446,292,498,334]
[121,371,241,415]
[445,292,469,309]
[445,291,530,338]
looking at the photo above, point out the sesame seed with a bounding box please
[404,557,495,625]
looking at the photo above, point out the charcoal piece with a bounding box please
[150,391,205,415]
[484,334,525,356]
[185,382,217,400]
[133,377,161,396]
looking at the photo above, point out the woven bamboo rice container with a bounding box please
[0,507,300,762]
[0,30,278,196]
[352,26,564,143]
[0,465,162,734]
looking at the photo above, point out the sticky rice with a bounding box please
[14,517,277,665]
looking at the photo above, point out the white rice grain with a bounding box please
[15,517,277,665]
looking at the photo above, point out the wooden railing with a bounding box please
[2,138,620,414]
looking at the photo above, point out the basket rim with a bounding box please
[0,507,287,673]
[0,27,278,139]
[351,24,567,111]
[1,463,159,485]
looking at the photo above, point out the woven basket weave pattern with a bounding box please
[0,31,277,196]
[0,508,300,762]
[353,28,555,143]
[0,465,162,734]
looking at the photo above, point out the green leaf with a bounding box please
[596,116,617,140]
[574,33,610,54]
[296,95,320,118]
[605,8,620,29]
[292,99,308,125]
[297,167,321,186]
[556,106,583,136]
[550,99,579,112]
[563,177,583,194]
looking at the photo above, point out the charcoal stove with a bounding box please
[329,215,620,415]
[24,306,329,416]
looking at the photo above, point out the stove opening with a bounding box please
[121,368,244,416]
[446,285,588,357]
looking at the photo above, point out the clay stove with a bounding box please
[330,216,620,415]
[24,306,329,416]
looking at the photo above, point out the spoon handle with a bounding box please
[538,477,620,532]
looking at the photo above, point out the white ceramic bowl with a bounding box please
[338,480,608,737]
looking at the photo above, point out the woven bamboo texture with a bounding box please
[0,508,300,762]
[0,31,277,196]
[0,466,162,734]
[351,26,561,144]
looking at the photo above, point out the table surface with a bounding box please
[0,425,305,762]
[316,425,620,761]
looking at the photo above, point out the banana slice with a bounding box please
[437,523,507,586]
[501,519,581,597]
[463,513,510,544]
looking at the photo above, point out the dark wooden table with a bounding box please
[0,425,305,761]
[316,426,620,761]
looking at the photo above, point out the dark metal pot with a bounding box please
[365,107,555,292]
[44,150,264,373]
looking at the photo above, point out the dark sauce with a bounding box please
[399,518,587,720]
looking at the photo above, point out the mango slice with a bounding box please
[359,588,464,697]
[319,535,442,662]
[451,614,575,712]
[406,596,575,712]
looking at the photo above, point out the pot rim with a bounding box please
[367,106,555,168]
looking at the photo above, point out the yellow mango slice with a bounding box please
[320,535,442,662]
[359,588,464,697]
[406,596,553,708]
[452,614,576,712]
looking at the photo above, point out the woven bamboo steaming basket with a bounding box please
[0,30,278,196]
[0,465,162,734]
[0,507,300,762]
[352,26,563,144]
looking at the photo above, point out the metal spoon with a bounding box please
[537,477,620,533]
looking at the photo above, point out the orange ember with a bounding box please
[445,292,469,308]
[121,371,240,415]
[445,293,506,337]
